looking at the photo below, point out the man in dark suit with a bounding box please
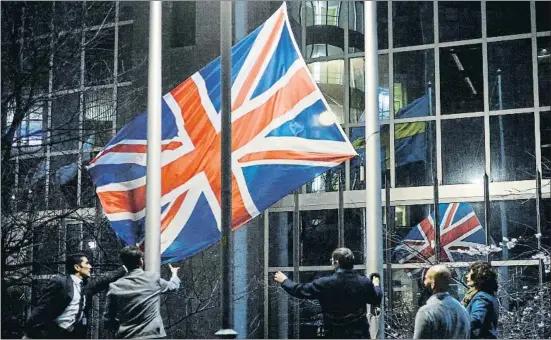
[103,246,180,339]
[274,247,382,339]
[24,252,126,339]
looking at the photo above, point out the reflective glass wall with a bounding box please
[265,1,550,338]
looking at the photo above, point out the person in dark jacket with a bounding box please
[274,247,382,339]
[462,261,499,339]
[24,252,126,339]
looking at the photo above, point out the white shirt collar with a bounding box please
[70,274,83,285]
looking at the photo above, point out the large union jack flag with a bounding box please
[393,203,486,270]
[87,4,356,262]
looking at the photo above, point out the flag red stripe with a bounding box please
[443,203,458,230]
[441,215,481,245]
[89,142,182,165]
[98,185,146,215]
[238,150,354,164]
[232,67,316,151]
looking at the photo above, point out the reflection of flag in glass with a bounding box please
[351,95,429,170]
[394,95,429,167]
[29,135,95,186]
[393,203,486,271]
[86,4,356,263]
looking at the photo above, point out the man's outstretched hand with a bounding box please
[168,263,180,275]
[274,271,288,284]
[369,273,381,286]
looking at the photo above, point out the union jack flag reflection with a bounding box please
[393,203,487,275]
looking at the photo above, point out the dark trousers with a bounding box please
[29,323,87,339]
[324,319,370,339]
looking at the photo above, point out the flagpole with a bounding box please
[215,1,237,338]
[364,1,384,338]
[144,0,162,274]
[484,173,491,263]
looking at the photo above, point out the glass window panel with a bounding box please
[305,1,346,58]
[268,272,296,338]
[17,157,47,211]
[344,208,365,264]
[391,204,433,263]
[348,1,388,52]
[389,266,470,309]
[84,1,116,27]
[51,94,80,152]
[486,1,530,37]
[307,60,344,124]
[117,85,142,129]
[15,103,47,155]
[118,24,134,83]
[297,271,333,338]
[171,1,196,48]
[19,35,51,94]
[66,224,83,255]
[349,55,389,123]
[387,269,421,337]
[438,1,481,42]
[393,49,435,118]
[488,39,533,110]
[392,1,433,48]
[288,1,303,42]
[48,154,79,210]
[541,112,551,179]
[269,212,294,267]
[439,202,486,263]
[81,153,98,208]
[536,1,551,32]
[442,118,485,185]
[440,44,484,114]
[391,202,486,264]
[300,210,338,266]
[31,279,52,305]
[84,90,115,148]
[542,198,551,252]
[350,126,389,190]
[52,32,81,91]
[21,3,53,37]
[538,37,550,107]
[489,200,538,261]
[4,160,16,211]
[120,2,137,21]
[305,163,342,194]
[490,113,535,182]
[85,28,115,85]
[395,121,436,187]
[32,224,61,275]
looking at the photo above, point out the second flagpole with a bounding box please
[215,1,237,338]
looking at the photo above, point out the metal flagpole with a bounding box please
[536,170,543,285]
[364,1,384,338]
[216,1,237,338]
[496,70,510,310]
[384,171,393,327]
[484,173,491,263]
[144,0,162,274]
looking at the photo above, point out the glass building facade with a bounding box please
[264,1,550,338]
[3,1,549,339]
